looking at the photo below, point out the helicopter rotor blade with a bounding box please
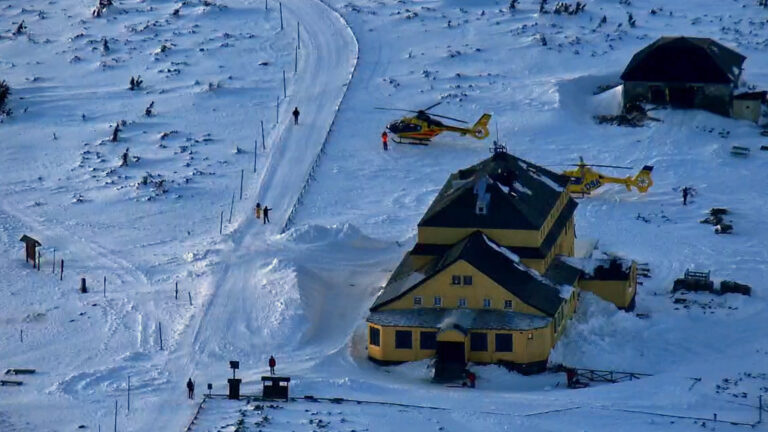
[428,113,468,124]
[587,164,633,169]
[423,101,442,112]
[374,107,421,113]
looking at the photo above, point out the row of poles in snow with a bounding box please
[280,0,358,234]
[218,0,302,237]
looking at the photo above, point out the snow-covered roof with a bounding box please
[368,308,552,331]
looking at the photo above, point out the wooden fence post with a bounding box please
[60,259,64,281]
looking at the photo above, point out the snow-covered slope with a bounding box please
[2,0,768,430]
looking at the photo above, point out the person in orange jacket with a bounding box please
[381,131,389,151]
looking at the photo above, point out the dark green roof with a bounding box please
[367,308,551,331]
[621,36,745,84]
[544,257,583,286]
[371,231,567,316]
[418,152,573,231]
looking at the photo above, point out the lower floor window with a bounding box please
[495,333,513,352]
[369,326,381,347]
[470,332,488,352]
[420,331,437,350]
[395,330,412,349]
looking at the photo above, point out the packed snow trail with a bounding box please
[136,1,360,430]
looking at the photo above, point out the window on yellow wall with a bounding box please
[504,300,513,309]
[451,275,461,285]
[483,298,491,308]
[369,326,380,347]
[463,275,473,285]
[395,330,412,349]
[420,331,437,350]
[413,296,422,307]
[433,296,442,307]
[470,333,488,352]
[458,298,467,308]
[495,333,513,352]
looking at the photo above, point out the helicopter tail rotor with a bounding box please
[470,114,492,139]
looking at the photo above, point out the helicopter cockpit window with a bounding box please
[395,121,421,133]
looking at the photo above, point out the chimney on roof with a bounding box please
[474,177,490,215]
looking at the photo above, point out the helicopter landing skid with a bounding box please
[393,137,430,146]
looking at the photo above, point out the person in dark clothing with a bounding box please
[186,378,195,399]
[682,187,689,206]
[268,355,276,375]
[263,206,271,224]
[292,107,300,125]
[464,370,476,388]
[381,131,388,151]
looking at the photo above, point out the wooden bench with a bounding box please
[0,380,23,386]
[731,145,750,156]
[5,368,36,375]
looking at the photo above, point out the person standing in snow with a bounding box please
[268,355,276,375]
[292,107,300,125]
[263,206,271,224]
[186,378,195,399]
[255,202,262,219]
[682,187,689,206]
[381,131,389,151]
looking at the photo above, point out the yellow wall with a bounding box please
[368,280,580,366]
[379,260,548,316]
[467,327,553,364]
[579,263,637,309]
[367,324,555,365]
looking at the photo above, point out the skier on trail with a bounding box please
[381,131,388,151]
[682,187,690,206]
[292,107,300,125]
[263,206,271,224]
[186,378,195,399]
[255,202,262,219]
[268,355,276,375]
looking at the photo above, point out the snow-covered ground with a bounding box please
[1,0,768,430]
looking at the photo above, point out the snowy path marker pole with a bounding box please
[261,120,265,150]
[60,259,63,281]
[229,192,235,223]
[158,322,163,351]
[265,0,268,11]
[239,169,244,200]
[294,45,298,74]
[276,96,279,124]
[188,292,193,306]
[279,2,283,30]
[127,375,131,412]
[19,329,22,343]
[103,276,106,298]
[283,69,286,98]
[253,139,257,173]
[113,400,117,432]
[759,395,763,423]
[219,211,223,235]
[297,21,300,50]
[52,248,55,273]
[175,281,178,300]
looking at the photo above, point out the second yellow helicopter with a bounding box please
[561,157,654,195]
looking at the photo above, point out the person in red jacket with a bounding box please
[467,371,476,388]
[381,131,389,151]
[268,355,276,375]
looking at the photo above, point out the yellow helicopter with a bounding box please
[560,157,654,195]
[376,102,491,145]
